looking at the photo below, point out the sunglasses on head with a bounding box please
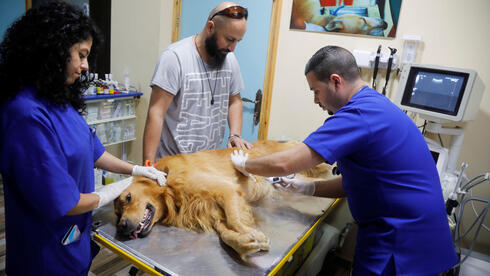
[209,5,248,21]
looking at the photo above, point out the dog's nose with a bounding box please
[117,218,128,233]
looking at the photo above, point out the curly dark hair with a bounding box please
[0,0,102,112]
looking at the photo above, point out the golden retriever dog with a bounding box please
[291,0,388,36]
[114,140,330,259]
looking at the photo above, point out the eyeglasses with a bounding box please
[209,5,248,21]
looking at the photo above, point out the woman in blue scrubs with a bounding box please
[230,46,458,275]
[0,2,165,275]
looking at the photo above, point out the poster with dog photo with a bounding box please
[290,0,402,37]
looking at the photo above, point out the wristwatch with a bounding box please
[228,134,240,140]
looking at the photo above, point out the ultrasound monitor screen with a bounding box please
[401,68,469,115]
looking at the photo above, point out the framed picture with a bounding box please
[290,0,402,38]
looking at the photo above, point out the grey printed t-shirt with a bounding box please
[150,36,244,157]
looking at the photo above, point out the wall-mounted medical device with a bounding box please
[394,64,485,123]
[353,49,399,70]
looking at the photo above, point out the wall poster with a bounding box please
[290,0,402,37]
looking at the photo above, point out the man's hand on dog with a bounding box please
[132,165,167,186]
[227,135,253,150]
[273,177,315,196]
[230,150,256,182]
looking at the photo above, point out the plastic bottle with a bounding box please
[124,68,130,93]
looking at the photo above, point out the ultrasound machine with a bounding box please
[393,63,485,200]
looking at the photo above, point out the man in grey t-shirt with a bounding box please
[143,2,253,163]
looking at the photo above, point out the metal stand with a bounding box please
[425,122,465,172]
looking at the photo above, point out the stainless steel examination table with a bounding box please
[91,193,339,275]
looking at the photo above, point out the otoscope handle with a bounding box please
[372,45,382,89]
[382,47,397,95]
[385,47,397,83]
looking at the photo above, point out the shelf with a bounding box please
[87,115,136,125]
[84,92,143,101]
[84,93,140,159]
[103,137,136,147]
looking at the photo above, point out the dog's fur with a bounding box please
[114,140,330,259]
[291,0,388,36]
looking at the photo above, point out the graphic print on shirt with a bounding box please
[176,69,231,153]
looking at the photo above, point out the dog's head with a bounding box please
[114,176,167,239]
[325,14,388,36]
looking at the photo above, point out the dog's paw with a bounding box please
[259,236,271,250]
[249,229,268,244]
[236,231,270,258]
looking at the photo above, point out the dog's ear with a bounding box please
[154,159,169,174]
[113,198,122,218]
[161,188,177,224]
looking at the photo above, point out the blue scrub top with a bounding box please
[304,86,457,275]
[0,87,105,275]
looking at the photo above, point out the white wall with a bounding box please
[110,0,173,164]
[269,0,490,254]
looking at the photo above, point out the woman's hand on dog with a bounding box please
[132,165,167,186]
[94,177,133,208]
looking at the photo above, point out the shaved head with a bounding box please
[208,1,239,21]
[197,1,247,66]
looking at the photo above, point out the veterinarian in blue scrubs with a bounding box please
[0,2,165,275]
[231,46,458,275]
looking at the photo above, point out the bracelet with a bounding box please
[228,134,240,140]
